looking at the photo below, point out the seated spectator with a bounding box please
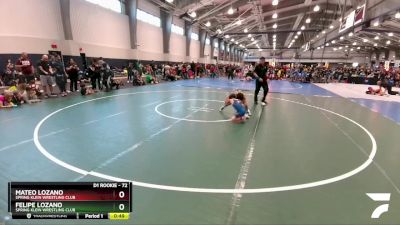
[0,90,16,108]
[80,83,94,96]
[133,73,145,86]
[25,85,41,103]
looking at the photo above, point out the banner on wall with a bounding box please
[354,4,365,25]
[339,4,365,33]
[384,61,390,70]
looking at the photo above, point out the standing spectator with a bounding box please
[89,58,102,92]
[127,62,134,83]
[37,55,55,98]
[66,58,80,92]
[53,55,68,97]
[3,59,15,86]
[15,53,35,84]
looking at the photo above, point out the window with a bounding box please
[214,42,219,48]
[205,38,210,45]
[171,24,184,35]
[85,0,122,13]
[191,32,199,40]
[137,9,161,27]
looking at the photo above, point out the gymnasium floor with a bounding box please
[0,79,399,225]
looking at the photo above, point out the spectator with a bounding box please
[37,54,55,98]
[15,53,35,84]
[127,62,134,83]
[3,60,15,86]
[89,58,102,92]
[53,55,68,97]
[0,90,15,108]
[66,58,80,92]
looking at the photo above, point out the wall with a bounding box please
[0,0,230,66]
[69,0,132,58]
[137,21,163,61]
[0,0,64,54]
[189,40,200,62]
[169,33,186,63]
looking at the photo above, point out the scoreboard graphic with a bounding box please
[8,182,132,220]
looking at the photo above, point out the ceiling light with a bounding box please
[340,36,344,40]
[331,40,336,44]
[235,41,239,44]
[166,0,173,3]
[374,36,379,40]
[316,35,320,38]
[326,43,329,46]
[348,32,353,37]
[374,43,378,46]
[333,48,337,51]
[314,5,320,12]
[396,11,400,19]
[272,13,278,19]
[317,47,321,50]
[272,0,279,6]
[251,37,255,41]
[297,31,301,35]
[306,18,311,23]
[189,11,196,18]
[345,45,348,48]
[373,21,379,26]
[344,49,348,52]
[236,20,242,25]
[259,49,262,51]
[205,21,211,27]
[357,47,361,49]
[217,29,222,34]
[273,34,277,38]
[273,23,277,29]
[350,48,354,51]
[230,38,234,42]
[244,28,248,33]
[388,32,393,37]
[339,46,343,49]
[294,36,298,39]
[248,34,252,37]
[386,40,391,44]
[227,7,234,15]
[225,35,230,38]
[363,38,368,42]
[329,25,334,29]
[352,42,357,45]
[301,25,305,30]
[322,30,326,34]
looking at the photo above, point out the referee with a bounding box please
[253,57,269,105]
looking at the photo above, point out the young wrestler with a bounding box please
[366,81,386,96]
[219,91,251,117]
[230,96,247,123]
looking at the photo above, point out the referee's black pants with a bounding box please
[254,80,269,102]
